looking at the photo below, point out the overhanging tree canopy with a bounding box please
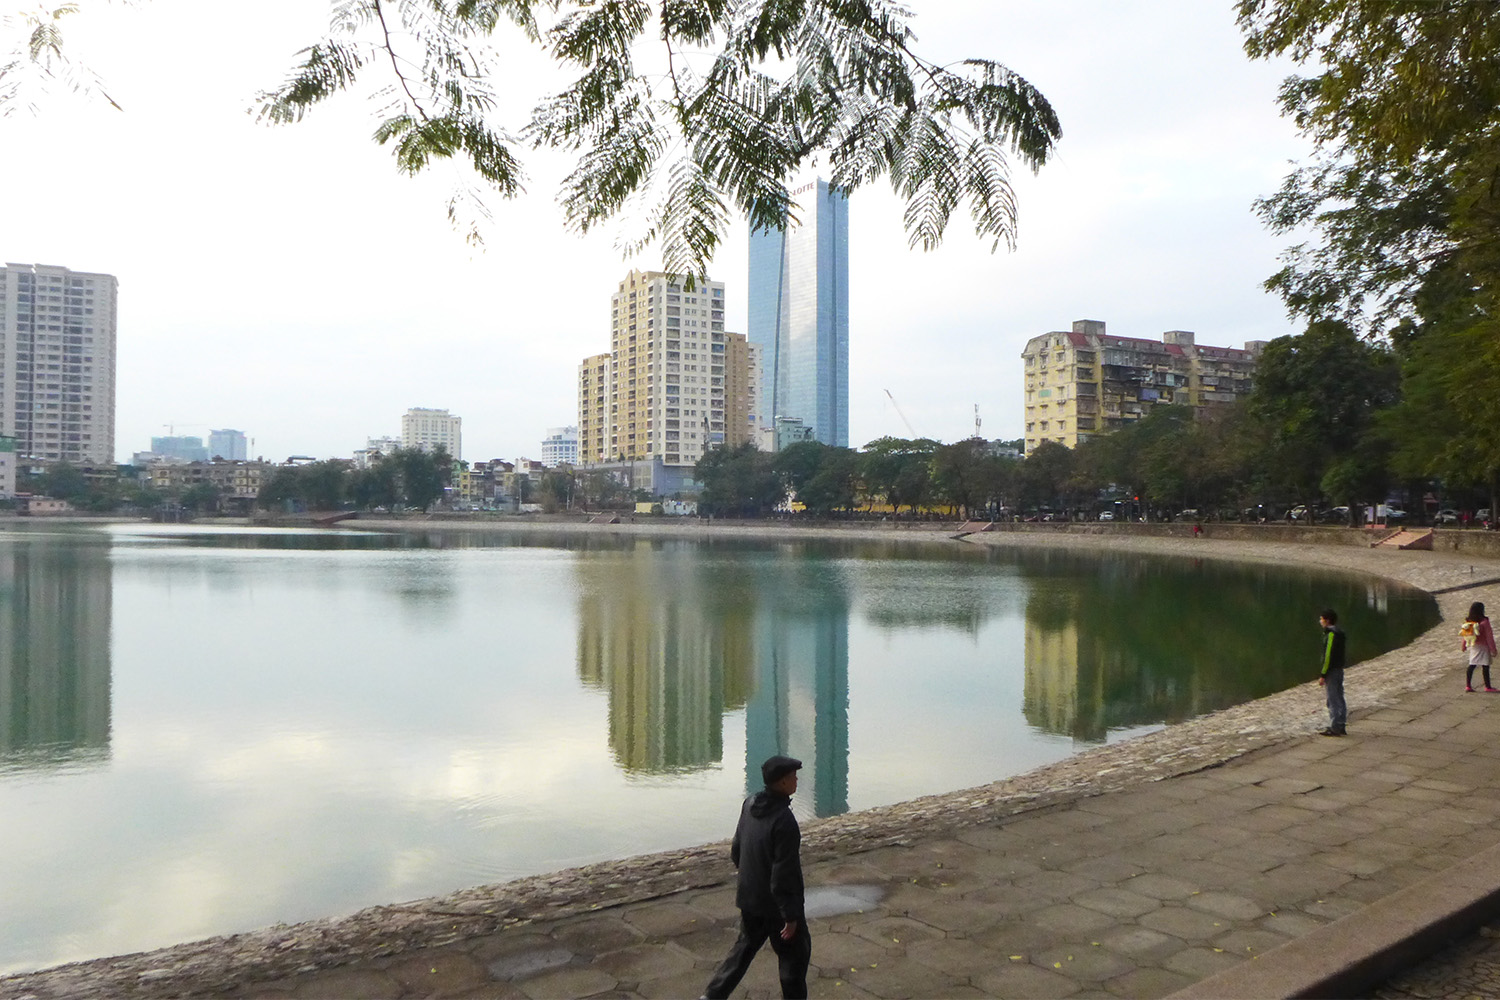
[3,2,1062,274]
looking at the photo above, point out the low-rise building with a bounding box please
[148,460,270,507]
[1022,319,1266,451]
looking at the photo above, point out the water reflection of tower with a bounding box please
[575,542,754,773]
[744,559,850,817]
[0,534,112,764]
[1021,584,1109,743]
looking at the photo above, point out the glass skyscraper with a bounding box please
[747,179,849,448]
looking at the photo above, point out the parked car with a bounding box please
[1098,510,1114,521]
[1177,509,1200,520]
[1318,506,1350,524]
[1436,509,1460,525]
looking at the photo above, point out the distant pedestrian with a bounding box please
[1192,523,1202,539]
[1460,601,1498,693]
[702,755,810,1000]
[1318,608,1348,736]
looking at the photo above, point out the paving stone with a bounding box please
[1032,944,1133,982]
[839,916,939,952]
[550,916,645,956]
[818,927,905,968]
[843,958,962,999]
[471,932,555,964]
[970,918,1068,958]
[1203,847,1293,874]
[897,895,1008,935]
[1016,869,1103,901]
[959,883,1055,916]
[486,946,576,982]
[1212,927,1292,958]
[386,951,489,995]
[1258,910,1325,938]
[1163,945,1247,978]
[1237,804,1321,832]
[668,924,738,962]
[515,966,618,999]
[905,936,1015,978]
[1184,891,1265,921]
[620,901,711,938]
[1312,849,1391,876]
[591,943,694,981]
[1119,872,1197,900]
[1057,853,1146,883]
[1094,925,1181,961]
[970,960,1082,998]
[1101,966,1195,999]
[1138,905,1233,941]
[1074,887,1162,919]
[1030,904,1117,937]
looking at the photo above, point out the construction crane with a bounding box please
[883,389,918,438]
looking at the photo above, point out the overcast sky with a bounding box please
[3,0,1310,464]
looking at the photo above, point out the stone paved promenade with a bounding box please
[8,531,1500,1000]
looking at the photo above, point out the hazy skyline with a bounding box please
[3,0,1309,464]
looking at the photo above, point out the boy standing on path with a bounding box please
[702,755,810,1000]
[1319,608,1348,736]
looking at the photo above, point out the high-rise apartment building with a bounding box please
[577,270,746,487]
[0,435,14,497]
[748,178,849,448]
[0,263,118,464]
[540,426,579,468]
[401,407,461,460]
[208,428,248,461]
[1021,319,1266,452]
[150,435,209,462]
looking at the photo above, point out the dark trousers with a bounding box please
[1325,667,1346,730]
[1468,662,1493,688]
[703,909,811,999]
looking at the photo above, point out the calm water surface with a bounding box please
[0,523,1438,973]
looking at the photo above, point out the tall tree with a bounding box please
[1245,321,1399,505]
[860,436,938,515]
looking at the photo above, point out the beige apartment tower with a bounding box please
[400,407,462,460]
[577,271,750,485]
[1022,320,1265,452]
[0,263,118,464]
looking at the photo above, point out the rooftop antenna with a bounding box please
[974,403,982,440]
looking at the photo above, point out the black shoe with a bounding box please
[1320,727,1346,737]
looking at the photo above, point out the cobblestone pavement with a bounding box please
[1376,922,1500,1000]
[8,538,1500,1000]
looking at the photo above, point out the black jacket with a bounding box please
[1321,624,1347,675]
[730,790,804,922]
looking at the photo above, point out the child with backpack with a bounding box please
[1461,602,1498,692]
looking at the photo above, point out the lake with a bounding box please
[0,523,1438,973]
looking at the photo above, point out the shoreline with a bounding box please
[6,527,1500,999]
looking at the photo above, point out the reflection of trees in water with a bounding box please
[0,537,111,771]
[1020,551,1439,743]
[856,558,1021,634]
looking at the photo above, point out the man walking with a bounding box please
[702,755,810,1000]
[1319,608,1348,736]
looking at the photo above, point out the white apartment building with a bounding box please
[0,435,15,496]
[541,426,579,467]
[400,408,462,460]
[0,263,118,464]
[353,435,402,469]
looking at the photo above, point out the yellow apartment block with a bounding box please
[576,270,751,471]
[1022,319,1266,452]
